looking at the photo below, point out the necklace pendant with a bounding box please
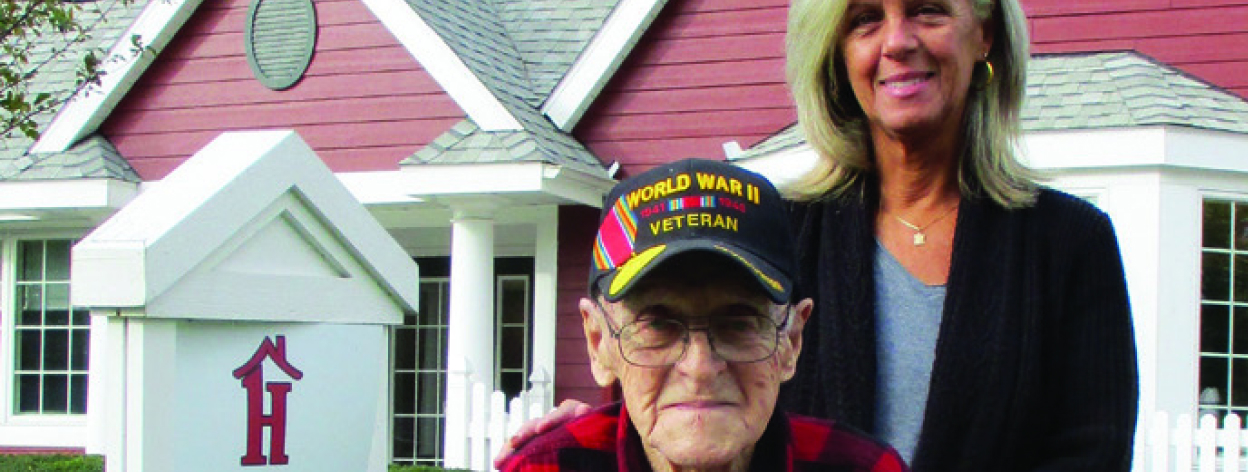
[913,232,926,246]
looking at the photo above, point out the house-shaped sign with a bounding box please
[72,130,418,472]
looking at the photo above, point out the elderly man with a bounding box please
[500,159,906,472]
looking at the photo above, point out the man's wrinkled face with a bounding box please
[580,255,811,470]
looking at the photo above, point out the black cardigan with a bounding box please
[778,184,1139,471]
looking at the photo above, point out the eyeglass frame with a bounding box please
[592,296,793,368]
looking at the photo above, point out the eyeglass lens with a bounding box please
[617,315,779,366]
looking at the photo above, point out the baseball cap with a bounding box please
[589,158,795,303]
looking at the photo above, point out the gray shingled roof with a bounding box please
[0,0,147,182]
[1025,52,1248,133]
[401,0,616,175]
[737,51,1248,160]
[498,0,619,98]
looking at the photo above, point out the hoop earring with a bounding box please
[976,60,995,90]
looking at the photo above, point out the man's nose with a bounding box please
[674,330,726,378]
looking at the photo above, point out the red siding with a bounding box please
[101,0,464,179]
[1024,0,1248,97]
[554,206,612,406]
[573,0,793,179]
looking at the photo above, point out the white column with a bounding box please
[531,206,558,410]
[443,206,496,468]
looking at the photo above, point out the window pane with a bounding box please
[42,376,68,413]
[395,328,416,370]
[1206,201,1232,249]
[19,240,44,281]
[1236,307,1248,356]
[418,329,444,371]
[417,372,442,415]
[17,331,41,371]
[1203,304,1231,353]
[1204,252,1232,301]
[70,374,87,414]
[1237,255,1248,303]
[44,330,69,371]
[394,372,415,415]
[1202,356,1231,406]
[1235,359,1248,408]
[500,371,523,399]
[393,417,415,460]
[45,240,70,280]
[416,417,443,459]
[45,284,70,325]
[500,279,528,325]
[17,285,43,325]
[419,283,446,325]
[500,326,526,369]
[71,329,89,370]
[17,375,40,413]
[72,309,88,326]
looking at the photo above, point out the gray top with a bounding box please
[874,242,945,464]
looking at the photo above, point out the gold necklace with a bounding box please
[893,204,959,246]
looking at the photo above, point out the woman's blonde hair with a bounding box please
[784,0,1037,208]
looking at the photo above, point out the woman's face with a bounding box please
[839,0,993,142]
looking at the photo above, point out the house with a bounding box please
[2,0,1248,467]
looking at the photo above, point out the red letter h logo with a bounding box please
[233,336,304,466]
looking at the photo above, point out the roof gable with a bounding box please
[72,130,418,322]
[11,0,680,181]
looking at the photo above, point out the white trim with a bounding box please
[733,146,820,190]
[530,206,557,411]
[30,0,205,154]
[543,0,669,130]
[1022,126,1248,173]
[340,162,616,208]
[0,163,613,229]
[0,179,138,213]
[361,0,522,131]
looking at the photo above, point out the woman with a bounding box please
[500,0,1138,469]
[780,0,1137,469]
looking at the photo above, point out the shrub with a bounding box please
[0,455,103,472]
[388,465,472,472]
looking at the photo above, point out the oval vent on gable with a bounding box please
[245,0,317,90]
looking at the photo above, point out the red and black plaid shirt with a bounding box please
[499,402,908,472]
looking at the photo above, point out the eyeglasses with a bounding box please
[596,301,791,367]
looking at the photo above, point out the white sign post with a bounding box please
[72,130,418,472]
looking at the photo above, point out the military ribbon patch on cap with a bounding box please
[665,195,716,212]
[592,196,639,271]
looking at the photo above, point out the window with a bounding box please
[1200,200,1248,418]
[496,274,532,399]
[13,240,89,415]
[392,258,534,466]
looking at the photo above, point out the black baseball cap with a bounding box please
[589,158,795,303]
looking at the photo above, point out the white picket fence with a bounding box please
[1141,411,1248,472]
[438,382,1248,472]
[442,359,552,472]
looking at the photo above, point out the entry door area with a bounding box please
[392,257,534,466]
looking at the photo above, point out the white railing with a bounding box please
[1142,411,1248,471]
[443,359,552,472]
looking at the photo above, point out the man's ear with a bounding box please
[580,297,618,387]
[778,298,814,382]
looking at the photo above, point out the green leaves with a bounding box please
[0,0,139,142]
